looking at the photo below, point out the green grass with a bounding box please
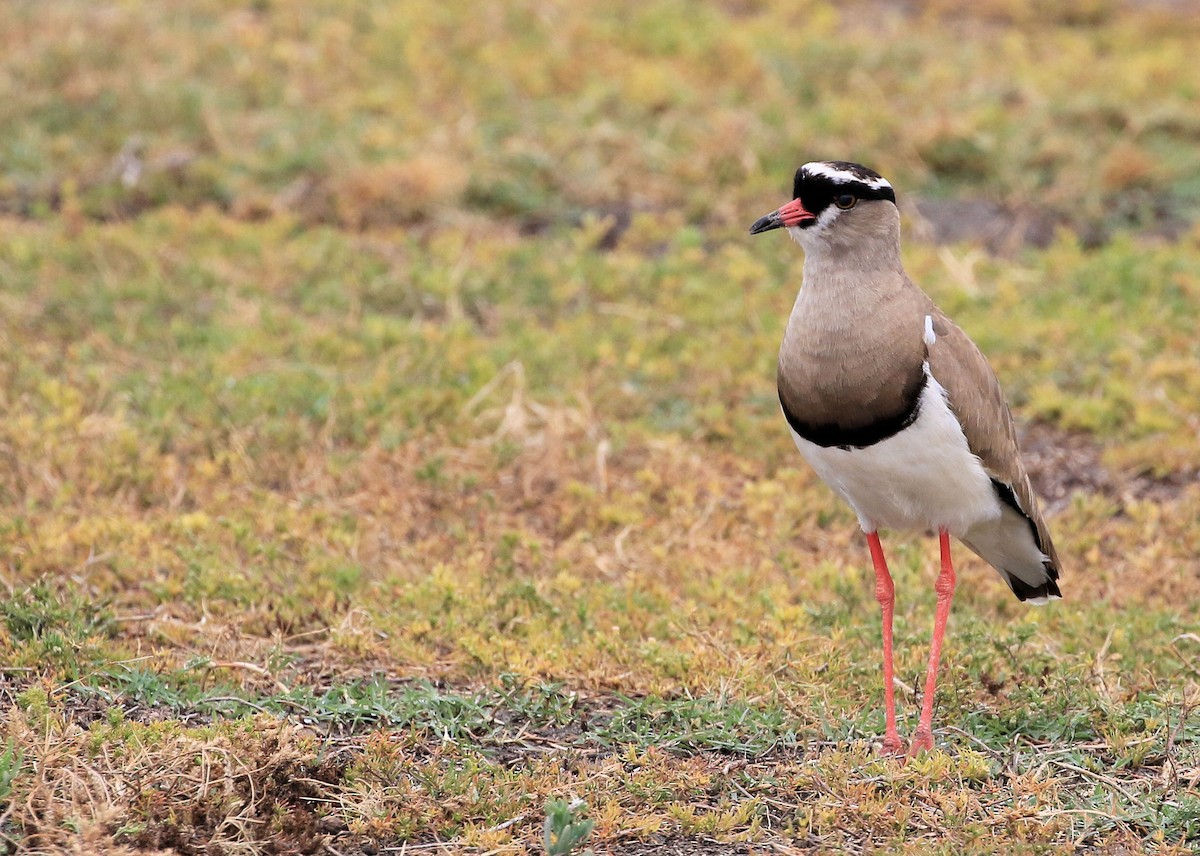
[2,0,1199,853]
[6,666,1198,846]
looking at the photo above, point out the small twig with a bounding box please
[283,626,332,641]
[101,655,158,669]
[208,660,292,694]
[380,843,455,853]
[613,524,634,565]
[942,725,1002,759]
[595,438,610,494]
[1170,633,1200,678]
[732,779,798,813]
[81,549,114,569]
[1024,737,1155,759]
[484,814,525,833]
[1051,759,1145,810]
[595,302,685,330]
[1161,690,1198,790]
[1036,807,1128,823]
[211,660,271,676]
[1091,626,1114,698]
[203,696,270,714]
[461,360,523,415]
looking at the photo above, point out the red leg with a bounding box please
[866,531,903,756]
[910,529,957,755]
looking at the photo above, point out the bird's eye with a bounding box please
[834,194,857,210]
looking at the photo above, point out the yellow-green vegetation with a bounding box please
[1,0,1199,853]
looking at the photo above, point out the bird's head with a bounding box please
[749,161,899,256]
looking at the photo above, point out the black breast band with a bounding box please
[779,369,928,451]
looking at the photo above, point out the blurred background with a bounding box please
[8,1,1200,238]
[1,0,1199,851]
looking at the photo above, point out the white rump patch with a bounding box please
[802,161,892,192]
[924,314,937,346]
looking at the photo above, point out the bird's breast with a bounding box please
[785,366,1002,534]
[777,335,929,450]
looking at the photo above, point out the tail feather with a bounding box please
[961,503,1062,604]
[1005,569,1062,604]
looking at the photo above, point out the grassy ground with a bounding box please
[2,0,1199,852]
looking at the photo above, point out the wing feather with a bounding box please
[925,310,1063,590]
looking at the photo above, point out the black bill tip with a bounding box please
[748,211,782,235]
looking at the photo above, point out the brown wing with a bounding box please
[926,309,1063,597]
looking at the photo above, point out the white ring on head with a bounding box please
[802,162,892,192]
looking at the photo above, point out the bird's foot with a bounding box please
[879,734,905,758]
[908,728,934,756]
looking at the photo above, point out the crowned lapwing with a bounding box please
[750,161,1062,755]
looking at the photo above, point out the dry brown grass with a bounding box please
[2,0,1199,852]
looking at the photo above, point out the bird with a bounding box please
[749,161,1062,756]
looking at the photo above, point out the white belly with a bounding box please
[788,370,1001,535]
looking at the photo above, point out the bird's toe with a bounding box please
[908,729,935,756]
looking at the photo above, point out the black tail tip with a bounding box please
[1009,575,1063,603]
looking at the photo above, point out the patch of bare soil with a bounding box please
[908,198,1060,253]
[1017,422,1198,511]
[908,196,1192,252]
